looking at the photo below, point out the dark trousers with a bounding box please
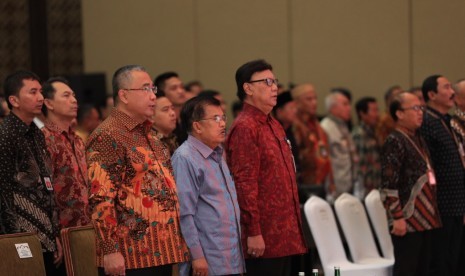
[98,264,172,276]
[458,225,465,272]
[245,256,291,276]
[429,216,463,276]
[43,252,66,276]
[391,230,432,276]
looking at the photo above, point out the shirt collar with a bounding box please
[426,106,450,121]
[111,108,151,132]
[328,114,347,126]
[187,135,223,162]
[242,102,270,124]
[6,113,35,136]
[44,119,74,136]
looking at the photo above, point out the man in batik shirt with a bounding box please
[0,70,63,274]
[351,97,381,198]
[86,65,189,276]
[291,83,334,197]
[41,77,91,228]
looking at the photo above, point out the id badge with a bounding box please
[43,176,53,191]
[427,169,436,186]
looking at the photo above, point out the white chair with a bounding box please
[304,195,390,276]
[365,189,394,260]
[334,193,393,273]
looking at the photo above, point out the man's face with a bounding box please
[297,87,318,116]
[397,94,423,130]
[151,97,176,135]
[164,77,186,106]
[11,79,44,117]
[123,70,156,122]
[276,101,297,125]
[214,94,227,112]
[45,82,78,120]
[331,94,351,122]
[195,105,226,149]
[360,101,379,127]
[244,69,278,113]
[430,77,455,112]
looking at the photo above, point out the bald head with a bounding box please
[454,79,465,111]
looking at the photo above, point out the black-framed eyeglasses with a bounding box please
[123,86,158,94]
[401,105,425,112]
[198,115,227,124]
[247,78,279,87]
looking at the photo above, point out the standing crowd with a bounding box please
[0,59,464,276]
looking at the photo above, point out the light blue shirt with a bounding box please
[172,135,245,275]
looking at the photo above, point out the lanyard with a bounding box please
[396,128,432,170]
[428,110,465,169]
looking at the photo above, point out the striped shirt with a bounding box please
[172,135,245,275]
[381,130,441,232]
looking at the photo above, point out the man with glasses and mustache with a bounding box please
[86,65,189,276]
[381,92,441,276]
[172,94,245,276]
[226,59,306,276]
[420,75,465,276]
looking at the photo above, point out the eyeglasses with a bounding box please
[401,105,425,112]
[247,78,279,87]
[198,115,227,124]
[123,86,158,94]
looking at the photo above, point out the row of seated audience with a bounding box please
[0,59,464,276]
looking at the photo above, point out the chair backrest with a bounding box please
[304,195,349,267]
[335,193,381,262]
[0,232,46,276]
[61,225,98,276]
[364,189,394,260]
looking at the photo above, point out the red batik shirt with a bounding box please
[226,103,307,258]
[42,120,91,228]
[86,109,189,269]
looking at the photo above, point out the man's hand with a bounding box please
[104,252,125,275]
[192,257,208,276]
[391,218,407,236]
[53,237,63,266]
[247,235,265,257]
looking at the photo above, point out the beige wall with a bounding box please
[82,0,465,117]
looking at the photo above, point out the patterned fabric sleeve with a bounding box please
[380,134,404,220]
[227,125,261,237]
[86,130,126,255]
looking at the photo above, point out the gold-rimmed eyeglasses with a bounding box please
[198,115,227,124]
[401,105,425,112]
[123,86,158,94]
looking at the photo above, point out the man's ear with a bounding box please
[427,90,436,101]
[243,82,253,96]
[43,98,54,111]
[118,89,129,104]
[8,95,19,108]
[193,121,202,134]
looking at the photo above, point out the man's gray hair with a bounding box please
[453,78,465,94]
[112,65,147,104]
[325,92,343,113]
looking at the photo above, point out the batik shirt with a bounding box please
[351,122,381,197]
[381,130,441,232]
[42,120,91,228]
[0,113,58,252]
[292,114,333,186]
[226,103,307,258]
[86,109,189,269]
